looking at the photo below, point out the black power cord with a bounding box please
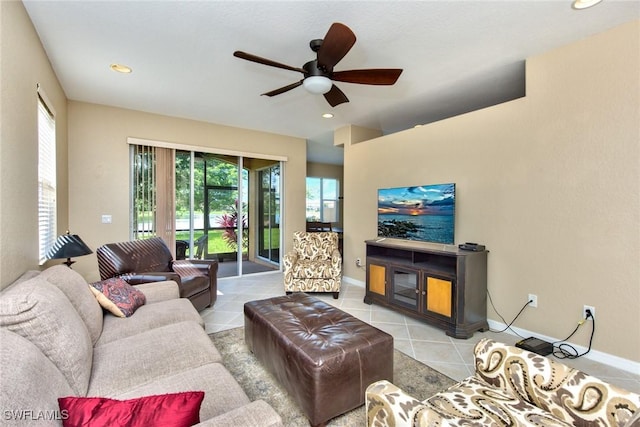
[552,309,595,359]
[487,290,531,338]
[487,292,596,360]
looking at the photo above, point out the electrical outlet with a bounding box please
[528,294,538,308]
[583,305,595,320]
[355,258,362,267]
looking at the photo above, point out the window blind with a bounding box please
[38,93,56,265]
[131,145,175,254]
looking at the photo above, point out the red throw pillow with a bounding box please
[90,277,146,317]
[58,391,204,427]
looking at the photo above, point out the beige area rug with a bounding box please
[209,327,456,426]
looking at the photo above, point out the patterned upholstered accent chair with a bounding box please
[367,338,640,427]
[283,231,342,299]
[96,237,217,311]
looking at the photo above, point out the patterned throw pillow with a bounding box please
[89,277,146,318]
[58,391,204,427]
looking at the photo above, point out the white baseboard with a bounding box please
[343,275,639,375]
[342,275,365,287]
[487,320,640,375]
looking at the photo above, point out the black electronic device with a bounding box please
[458,242,485,251]
[516,337,553,356]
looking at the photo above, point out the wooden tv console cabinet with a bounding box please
[364,238,488,339]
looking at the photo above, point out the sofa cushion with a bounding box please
[115,363,252,422]
[96,298,205,346]
[0,329,74,426]
[39,265,104,345]
[199,400,283,427]
[90,277,146,318]
[0,277,93,395]
[89,321,222,396]
[290,258,339,278]
[58,391,204,427]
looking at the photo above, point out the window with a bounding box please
[38,90,56,264]
[306,177,339,222]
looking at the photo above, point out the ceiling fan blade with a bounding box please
[332,69,403,85]
[317,23,356,70]
[234,51,305,74]
[261,80,303,97]
[324,84,349,107]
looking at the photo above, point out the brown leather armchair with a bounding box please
[96,237,217,311]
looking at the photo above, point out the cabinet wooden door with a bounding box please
[425,276,453,318]
[368,263,386,296]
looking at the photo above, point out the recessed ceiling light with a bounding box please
[322,113,334,119]
[110,63,132,73]
[572,0,603,10]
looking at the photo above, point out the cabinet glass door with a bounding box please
[390,267,419,309]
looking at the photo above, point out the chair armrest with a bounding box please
[195,400,283,427]
[331,248,342,266]
[172,259,218,276]
[366,380,425,427]
[474,339,640,425]
[133,280,180,303]
[122,272,181,286]
[282,251,299,272]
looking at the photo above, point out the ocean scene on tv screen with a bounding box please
[378,183,455,244]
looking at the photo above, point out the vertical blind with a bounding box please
[38,92,56,265]
[131,145,175,254]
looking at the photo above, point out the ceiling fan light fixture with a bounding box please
[572,0,603,9]
[303,76,332,94]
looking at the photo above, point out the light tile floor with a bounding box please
[201,272,640,394]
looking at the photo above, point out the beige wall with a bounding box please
[0,1,68,287]
[306,162,344,229]
[343,21,639,364]
[67,102,306,281]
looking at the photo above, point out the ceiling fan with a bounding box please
[233,23,403,107]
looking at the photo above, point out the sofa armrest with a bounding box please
[195,400,283,427]
[366,380,425,427]
[122,272,181,286]
[133,280,180,304]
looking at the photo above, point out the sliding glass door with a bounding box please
[175,151,279,277]
[257,163,280,264]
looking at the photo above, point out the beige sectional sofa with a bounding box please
[0,265,282,426]
[367,338,640,427]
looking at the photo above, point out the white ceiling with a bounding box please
[23,1,639,164]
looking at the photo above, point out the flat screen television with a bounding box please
[377,183,455,244]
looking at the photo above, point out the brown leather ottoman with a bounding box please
[244,293,393,427]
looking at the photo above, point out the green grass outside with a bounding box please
[175,228,280,254]
[175,230,234,254]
